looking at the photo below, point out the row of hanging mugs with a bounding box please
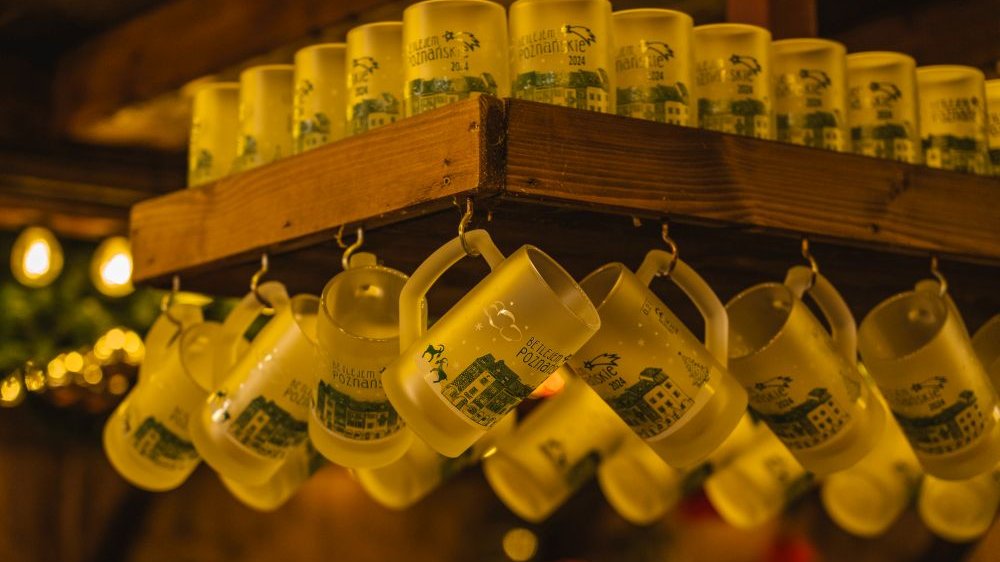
[104,214,1000,538]
[187,0,1000,188]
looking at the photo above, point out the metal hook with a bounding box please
[930,255,948,297]
[456,197,478,257]
[250,254,276,315]
[659,222,679,277]
[801,238,820,292]
[159,275,183,328]
[340,227,364,270]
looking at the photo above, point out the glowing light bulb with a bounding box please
[64,352,84,373]
[91,237,134,297]
[1,374,24,407]
[10,227,63,288]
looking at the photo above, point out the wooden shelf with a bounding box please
[130,95,1000,325]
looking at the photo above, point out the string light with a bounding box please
[502,528,538,561]
[90,236,134,297]
[10,226,64,288]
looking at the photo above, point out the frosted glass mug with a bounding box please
[918,463,1000,542]
[612,9,692,124]
[726,266,885,475]
[917,65,988,174]
[357,412,516,509]
[704,427,811,529]
[482,376,628,522]
[598,413,758,525]
[191,286,322,485]
[382,230,600,457]
[987,80,1000,176]
[235,65,294,171]
[572,250,748,469]
[346,22,404,135]
[510,0,614,112]
[821,396,922,538]
[188,82,239,187]
[221,441,327,511]
[772,38,847,150]
[859,281,1000,480]
[692,23,773,138]
[402,0,509,117]
[293,43,347,153]
[846,51,920,163]
[972,314,1000,390]
[310,253,413,468]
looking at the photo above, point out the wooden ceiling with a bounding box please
[0,0,996,240]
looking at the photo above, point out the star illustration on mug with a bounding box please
[474,322,483,331]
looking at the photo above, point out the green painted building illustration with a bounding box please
[352,93,400,134]
[228,395,308,459]
[851,122,914,162]
[132,416,199,469]
[617,82,689,124]
[893,390,986,456]
[441,353,533,427]
[778,110,842,149]
[514,69,610,112]
[755,387,849,450]
[315,380,402,441]
[922,134,986,173]
[698,97,769,138]
[406,73,498,116]
[607,367,694,438]
[297,112,332,151]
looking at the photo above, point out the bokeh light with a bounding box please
[10,226,64,288]
[90,236,134,297]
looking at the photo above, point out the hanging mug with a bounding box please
[972,314,1000,390]
[918,462,1000,542]
[859,280,1000,480]
[726,266,885,475]
[221,440,328,512]
[382,229,601,457]
[356,412,517,510]
[482,375,628,522]
[571,249,748,469]
[190,283,323,485]
[311,252,413,468]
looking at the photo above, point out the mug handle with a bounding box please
[399,229,506,349]
[212,281,291,387]
[635,250,728,367]
[915,279,969,335]
[784,266,857,365]
[139,302,203,384]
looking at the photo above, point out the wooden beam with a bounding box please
[727,0,817,39]
[52,0,393,141]
[503,98,1000,264]
[130,95,506,283]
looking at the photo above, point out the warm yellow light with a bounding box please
[123,330,145,364]
[1,374,24,406]
[502,528,538,562]
[47,356,69,386]
[93,337,113,362]
[108,374,130,395]
[64,352,84,373]
[105,328,127,349]
[90,237,134,297]
[529,371,566,399]
[10,227,63,288]
[23,363,46,392]
[83,365,104,385]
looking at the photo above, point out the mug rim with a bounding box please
[846,51,915,68]
[725,281,799,361]
[290,293,321,346]
[319,264,407,344]
[772,37,846,55]
[294,42,347,58]
[518,245,601,331]
[579,262,629,311]
[858,288,950,363]
[692,22,772,37]
[612,8,693,24]
[178,321,224,392]
[347,20,403,35]
[405,0,505,15]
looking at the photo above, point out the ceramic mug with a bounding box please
[235,65,294,171]
[382,229,601,457]
[572,250,749,469]
[347,22,404,135]
[917,65,989,174]
[772,38,847,150]
[293,43,347,153]
[859,280,1000,480]
[510,0,614,112]
[726,266,885,475]
[188,82,239,187]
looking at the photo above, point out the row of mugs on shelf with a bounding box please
[187,0,1000,187]
[102,226,1000,532]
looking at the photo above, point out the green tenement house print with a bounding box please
[132,416,199,469]
[314,380,402,441]
[352,93,400,135]
[608,367,694,438]
[923,134,986,173]
[698,97,769,138]
[441,353,533,427]
[229,396,308,459]
[852,122,914,162]
[777,110,841,149]
[893,390,986,456]
[514,69,611,112]
[754,387,849,450]
[406,73,498,116]
[297,112,332,152]
[617,82,689,124]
